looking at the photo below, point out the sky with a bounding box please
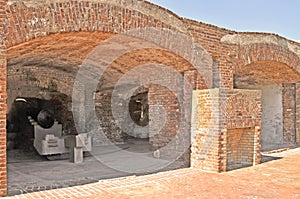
[148,0,300,42]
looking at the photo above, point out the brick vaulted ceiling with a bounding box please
[234,60,300,88]
[7,32,114,74]
[7,32,193,95]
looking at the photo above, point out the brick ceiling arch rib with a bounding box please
[221,33,300,72]
[7,32,208,95]
[4,0,189,47]
[233,60,300,88]
[221,33,300,87]
[6,32,115,74]
[4,0,214,88]
[6,32,112,104]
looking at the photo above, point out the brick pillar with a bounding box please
[296,83,300,144]
[182,70,208,165]
[282,83,296,144]
[191,89,261,173]
[148,84,183,158]
[191,89,223,172]
[148,71,192,163]
[0,0,7,196]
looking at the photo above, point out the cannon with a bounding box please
[37,109,55,129]
[8,98,57,130]
[28,115,92,163]
[8,97,92,163]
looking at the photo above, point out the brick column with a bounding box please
[148,84,183,158]
[282,83,296,144]
[191,89,261,173]
[296,83,300,144]
[148,71,191,163]
[190,89,223,172]
[0,0,7,196]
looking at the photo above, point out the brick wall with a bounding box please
[148,68,209,165]
[0,0,300,196]
[234,43,300,74]
[182,70,208,163]
[2,1,190,195]
[296,83,300,144]
[221,90,262,171]
[184,19,237,89]
[222,35,300,149]
[148,71,186,162]
[149,84,181,150]
[191,89,261,172]
[282,83,296,144]
[5,0,191,48]
[0,0,7,196]
[190,89,223,172]
[226,128,255,170]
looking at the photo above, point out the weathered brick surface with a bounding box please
[148,71,186,162]
[0,0,7,196]
[184,19,237,89]
[235,44,300,72]
[226,128,255,170]
[296,83,300,144]
[282,83,296,144]
[191,89,261,172]
[190,89,221,172]
[5,0,190,48]
[0,0,300,196]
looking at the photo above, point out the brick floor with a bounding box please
[8,149,300,199]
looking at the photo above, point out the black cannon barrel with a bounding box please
[37,110,55,129]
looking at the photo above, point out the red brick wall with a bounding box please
[148,71,186,162]
[2,1,190,195]
[184,19,237,89]
[222,90,262,171]
[0,0,7,196]
[1,0,300,196]
[190,89,221,172]
[282,83,296,144]
[296,83,300,144]
[4,0,189,48]
[191,89,261,173]
[148,84,181,151]
[223,36,300,149]
[3,0,193,149]
[226,128,255,171]
[235,44,300,72]
[148,69,209,165]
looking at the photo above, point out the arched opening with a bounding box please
[0,0,209,196]
[234,60,300,151]
[128,86,149,133]
[6,31,205,195]
[7,97,64,151]
[6,32,116,195]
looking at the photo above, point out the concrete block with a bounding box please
[70,147,83,163]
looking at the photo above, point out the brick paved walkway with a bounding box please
[9,148,300,199]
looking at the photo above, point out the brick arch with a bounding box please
[6,75,74,124]
[231,43,300,87]
[6,31,207,99]
[5,29,207,160]
[4,0,189,47]
[0,0,208,196]
[7,66,76,131]
[235,43,300,74]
